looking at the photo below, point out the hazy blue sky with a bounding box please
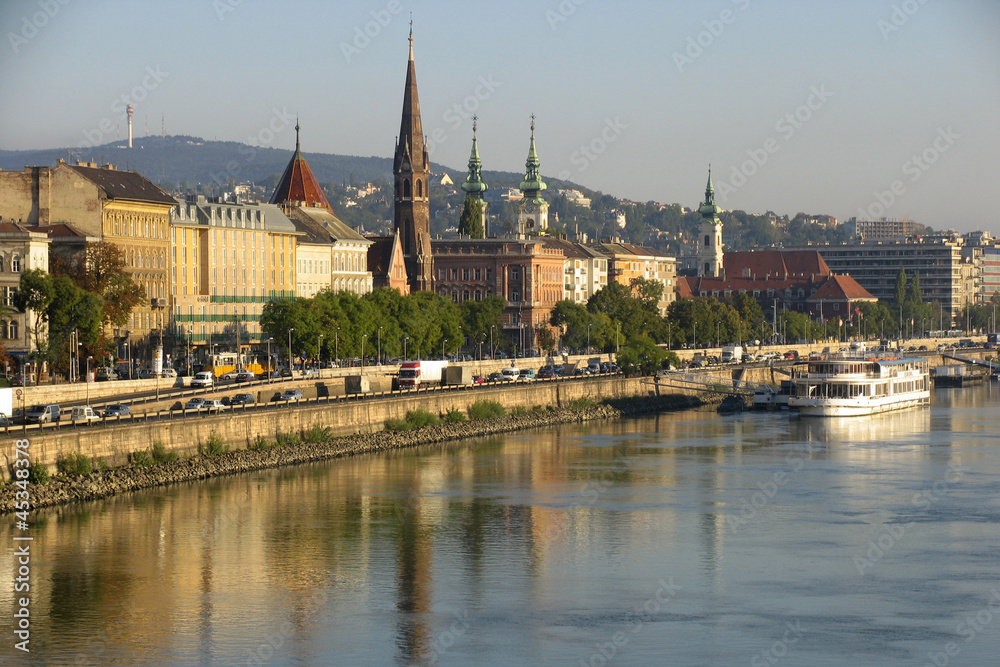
[2,0,998,232]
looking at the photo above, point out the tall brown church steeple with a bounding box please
[393,23,433,292]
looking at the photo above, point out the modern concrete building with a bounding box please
[543,237,608,304]
[843,217,916,241]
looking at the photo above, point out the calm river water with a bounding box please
[3,386,1000,666]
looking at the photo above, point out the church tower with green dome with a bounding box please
[517,115,548,238]
[460,116,489,236]
[697,167,724,278]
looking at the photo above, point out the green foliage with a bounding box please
[94,457,110,471]
[130,450,153,467]
[384,418,413,432]
[442,408,467,423]
[28,461,50,484]
[468,400,506,420]
[57,452,93,476]
[249,435,272,451]
[302,425,332,443]
[458,195,485,238]
[152,441,178,464]
[275,431,301,447]
[460,296,505,353]
[199,432,228,457]
[14,269,55,354]
[405,409,439,428]
[616,334,667,376]
[510,406,527,416]
[567,397,596,410]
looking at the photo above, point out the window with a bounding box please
[475,290,482,301]
[8,320,17,340]
[704,235,710,247]
[11,255,20,272]
[0,257,4,272]
[403,179,411,198]
[451,291,458,303]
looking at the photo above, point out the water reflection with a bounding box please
[2,390,999,665]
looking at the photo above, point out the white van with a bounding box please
[191,371,214,388]
[500,366,520,382]
[70,406,101,423]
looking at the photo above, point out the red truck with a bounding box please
[397,360,449,388]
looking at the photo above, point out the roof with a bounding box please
[285,205,368,245]
[543,237,597,260]
[269,126,334,214]
[69,164,175,205]
[367,235,397,275]
[807,274,876,301]
[724,250,831,280]
[34,223,96,239]
[590,241,673,259]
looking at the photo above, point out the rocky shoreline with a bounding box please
[1,394,704,514]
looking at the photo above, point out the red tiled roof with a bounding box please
[724,250,830,280]
[269,130,333,214]
[808,274,876,301]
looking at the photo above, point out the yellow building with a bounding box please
[169,195,299,368]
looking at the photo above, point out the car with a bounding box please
[742,353,757,363]
[7,375,25,387]
[517,368,536,381]
[185,397,207,411]
[280,389,303,401]
[159,368,178,378]
[783,350,799,359]
[235,371,256,383]
[500,367,520,382]
[191,371,215,388]
[0,413,10,427]
[102,404,131,418]
[538,366,558,379]
[257,370,282,380]
[137,370,157,379]
[230,393,255,406]
[471,375,485,385]
[758,352,779,361]
[918,345,928,351]
[218,370,240,382]
[203,399,225,413]
[574,366,592,375]
[26,404,61,424]
[301,368,319,378]
[487,372,504,382]
[95,367,118,381]
[70,406,101,423]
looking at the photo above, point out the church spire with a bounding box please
[519,114,546,198]
[461,116,488,199]
[696,164,724,278]
[393,24,433,292]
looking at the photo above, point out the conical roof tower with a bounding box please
[269,121,333,214]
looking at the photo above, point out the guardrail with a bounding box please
[0,370,624,438]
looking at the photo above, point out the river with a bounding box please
[3,385,1000,666]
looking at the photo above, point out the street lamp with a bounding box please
[361,334,367,372]
[266,337,273,382]
[490,325,496,358]
[403,335,409,361]
[442,338,448,360]
[288,327,294,374]
[378,326,382,366]
[317,334,324,371]
[616,322,620,355]
[187,326,192,377]
[86,355,92,405]
[335,326,340,367]
[587,323,592,354]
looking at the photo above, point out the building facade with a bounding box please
[543,237,608,304]
[0,223,50,361]
[590,241,677,315]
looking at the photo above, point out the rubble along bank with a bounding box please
[0,394,704,514]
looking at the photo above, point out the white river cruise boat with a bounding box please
[787,349,930,417]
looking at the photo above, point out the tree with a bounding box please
[46,276,104,377]
[13,269,55,358]
[53,241,146,328]
[457,195,485,238]
[615,334,665,376]
[459,295,504,344]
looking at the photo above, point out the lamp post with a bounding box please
[86,355,92,405]
[403,336,408,361]
[288,327,294,374]
[490,325,496,358]
[616,321,620,355]
[377,326,382,366]
[587,323,592,354]
[693,320,697,348]
[335,327,340,367]
[317,334,324,371]
[266,337,273,382]
[187,326,192,377]
[361,334,367,372]
[442,338,447,360]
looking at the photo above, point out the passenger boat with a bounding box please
[787,346,930,417]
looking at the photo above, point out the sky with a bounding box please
[2,0,998,232]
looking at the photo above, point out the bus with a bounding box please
[197,352,270,377]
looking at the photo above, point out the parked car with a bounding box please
[0,413,10,427]
[184,397,207,411]
[102,404,131,418]
[574,366,592,375]
[191,371,215,388]
[280,389,303,401]
[159,368,178,378]
[70,406,101,423]
[471,375,485,385]
[784,350,799,359]
[517,368,536,381]
[487,372,504,382]
[26,404,61,424]
[500,367,520,382]
[230,393,255,406]
[235,371,256,383]
[137,370,157,379]
[538,366,558,379]
[95,367,118,381]
[257,370,282,380]
[218,370,240,382]
[203,400,225,413]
